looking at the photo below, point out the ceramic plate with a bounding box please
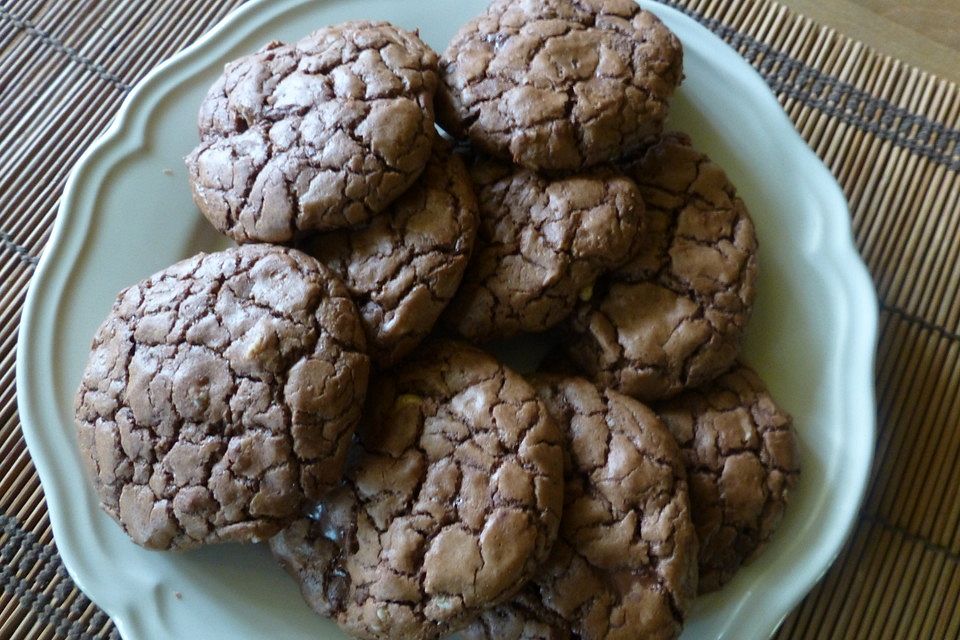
[16,1,878,638]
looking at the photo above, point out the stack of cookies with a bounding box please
[73,2,800,639]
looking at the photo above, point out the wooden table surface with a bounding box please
[778,0,960,83]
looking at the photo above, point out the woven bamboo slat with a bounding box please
[1,0,958,638]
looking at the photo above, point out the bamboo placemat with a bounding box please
[1,0,958,638]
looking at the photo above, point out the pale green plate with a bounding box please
[16,1,878,638]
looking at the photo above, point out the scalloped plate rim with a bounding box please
[15,1,878,639]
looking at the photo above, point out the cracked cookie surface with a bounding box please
[270,340,564,640]
[186,21,439,243]
[464,374,698,640]
[443,159,643,342]
[656,364,799,592]
[300,140,479,368]
[566,132,758,401]
[74,245,370,550]
[438,0,683,172]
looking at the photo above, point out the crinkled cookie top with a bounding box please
[567,132,758,401]
[270,340,564,640]
[439,0,682,171]
[74,244,370,550]
[187,21,439,243]
[444,159,643,342]
[301,140,479,367]
[656,363,799,592]
[464,374,698,640]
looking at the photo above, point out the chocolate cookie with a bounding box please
[466,605,570,640]
[444,160,644,342]
[438,0,683,172]
[74,245,370,550]
[656,364,799,592]
[566,132,758,401]
[464,375,698,640]
[270,341,564,640]
[300,140,478,367]
[186,21,439,243]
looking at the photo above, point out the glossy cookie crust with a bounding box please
[438,0,682,171]
[464,374,698,640]
[271,341,564,640]
[566,132,758,401]
[445,159,643,342]
[301,140,478,367]
[186,21,439,243]
[656,363,800,592]
[74,245,370,550]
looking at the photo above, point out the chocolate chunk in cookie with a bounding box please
[464,374,698,640]
[74,245,370,550]
[270,341,564,640]
[186,21,439,243]
[438,0,683,172]
[464,603,570,640]
[444,160,643,342]
[300,140,478,368]
[566,132,758,401]
[656,364,799,592]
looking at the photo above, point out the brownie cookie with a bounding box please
[464,375,698,640]
[186,21,439,243]
[566,132,758,401]
[444,160,644,342]
[465,603,570,640]
[270,341,564,640]
[300,140,478,367]
[74,245,370,550]
[656,364,799,592]
[438,0,683,172]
